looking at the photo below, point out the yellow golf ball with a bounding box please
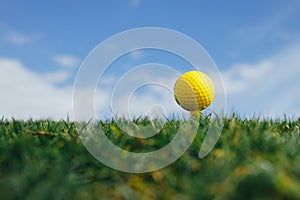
[174,71,215,111]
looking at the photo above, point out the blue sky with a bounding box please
[1,0,300,119]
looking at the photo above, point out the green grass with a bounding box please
[0,115,300,200]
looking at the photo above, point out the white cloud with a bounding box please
[54,55,80,68]
[223,61,272,94]
[4,32,34,45]
[0,58,112,120]
[44,70,70,84]
[96,64,182,119]
[0,58,73,120]
[222,42,300,118]
[129,50,143,60]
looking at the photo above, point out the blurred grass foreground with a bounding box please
[0,115,300,200]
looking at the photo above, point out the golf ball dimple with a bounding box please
[174,71,215,111]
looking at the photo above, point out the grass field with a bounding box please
[1,115,300,200]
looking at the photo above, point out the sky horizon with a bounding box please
[1,0,300,120]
